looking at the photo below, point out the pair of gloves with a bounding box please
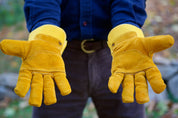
[0,24,174,107]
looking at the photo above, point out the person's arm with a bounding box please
[24,0,62,32]
[108,0,174,104]
[111,0,147,28]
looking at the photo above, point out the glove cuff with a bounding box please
[107,24,144,51]
[29,25,67,54]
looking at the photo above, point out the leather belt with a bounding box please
[67,39,108,54]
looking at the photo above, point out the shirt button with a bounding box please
[83,21,87,26]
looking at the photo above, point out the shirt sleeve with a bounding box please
[111,0,147,28]
[24,0,62,32]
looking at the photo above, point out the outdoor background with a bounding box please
[0,0,178,118]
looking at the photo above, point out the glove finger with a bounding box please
[29,73,43,107]
[146,67,166,94]
[108,73,124,93]
[135,72,149,104]
[122,74,134,103]
[54,72,71,96]
[144,35,174,53]
[1,39,29,57]
[43,75,57,105]
[14,70,32,97]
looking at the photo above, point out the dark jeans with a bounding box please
[32,40,145,118]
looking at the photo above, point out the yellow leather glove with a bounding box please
[108,24,174,104]
[0,25,71,107]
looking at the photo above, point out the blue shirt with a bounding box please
[24,0,147,41]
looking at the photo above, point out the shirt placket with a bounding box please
[80,0,92,39]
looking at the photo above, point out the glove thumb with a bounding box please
[1,39,29,58]
[143,35,174,54]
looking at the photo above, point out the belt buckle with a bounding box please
[81,38,96,54]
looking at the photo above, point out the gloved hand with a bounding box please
[107,24,174,104]
[0,25,71,107]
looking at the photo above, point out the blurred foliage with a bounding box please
[0,100,32,118]
[146,101,168,118]
[0,0,25,30]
